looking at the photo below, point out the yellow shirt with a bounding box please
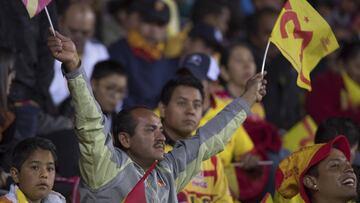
[165,145,233,203]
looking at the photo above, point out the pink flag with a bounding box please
[22,0,52,18]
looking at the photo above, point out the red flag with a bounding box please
[123,160,158,203]
[21,0,52,18]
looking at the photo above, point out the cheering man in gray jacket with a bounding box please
[47,30,266,203]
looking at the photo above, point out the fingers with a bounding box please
[251,73,263,81]
[47,28,69,46]
[261,71,267,77]
[262,78,267,85]
[47,37,62,47]
[240,154,259,169]
[48,27,55,36]
[252,71,267,80]
[47,29,67,57]
[47,28,61,48]
[259,88,266,97]
[47,36,63,54]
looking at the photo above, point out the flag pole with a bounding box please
[44,6,55,36]
[261,40,270,75]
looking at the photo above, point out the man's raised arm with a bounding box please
[166,73,267,191]
[47,31,125,190]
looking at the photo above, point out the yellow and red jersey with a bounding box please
[165,145,233,203]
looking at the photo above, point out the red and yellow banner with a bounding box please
[270,0,339,91]
[21,0,52,18]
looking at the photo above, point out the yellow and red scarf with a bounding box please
[127,30,165,62]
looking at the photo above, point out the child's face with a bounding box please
[11,149,56,202]
[92,74,127,114]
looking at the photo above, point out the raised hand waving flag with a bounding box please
[269,0,339,91]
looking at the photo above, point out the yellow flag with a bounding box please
[269,0,339,91]
[283,115,317,152]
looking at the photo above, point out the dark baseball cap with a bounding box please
[130,0,170,26]
[178,53,220,81]
[189,23,224,52]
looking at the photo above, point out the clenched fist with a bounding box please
[241,72,267,106]
[47,29,80,72]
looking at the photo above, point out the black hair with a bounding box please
[188,36,223,54]
[338,42,360,63]
[306,164,319,177]
[315,117,360,146]
[191,0,229,24]
[112,106,149,150]
[220,41,252,68]
[160,75,204,106]
[91,60,126,81]
[304,164,319,198]
[310,0,336,9]
[247,7,278,35]
[107,0,132,17]
[130,0,170,26]
[12,137,57,170]
[188,22,224,53]
[0,46,15,111]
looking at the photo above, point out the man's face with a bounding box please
[161,85,203,138]
[129,109,166,163]
[313,148,357,200]
[61,6,95,54]
[11,149,55,202]
[92,74,127,114]
[226,46,256,88]
[137,21,167,46]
